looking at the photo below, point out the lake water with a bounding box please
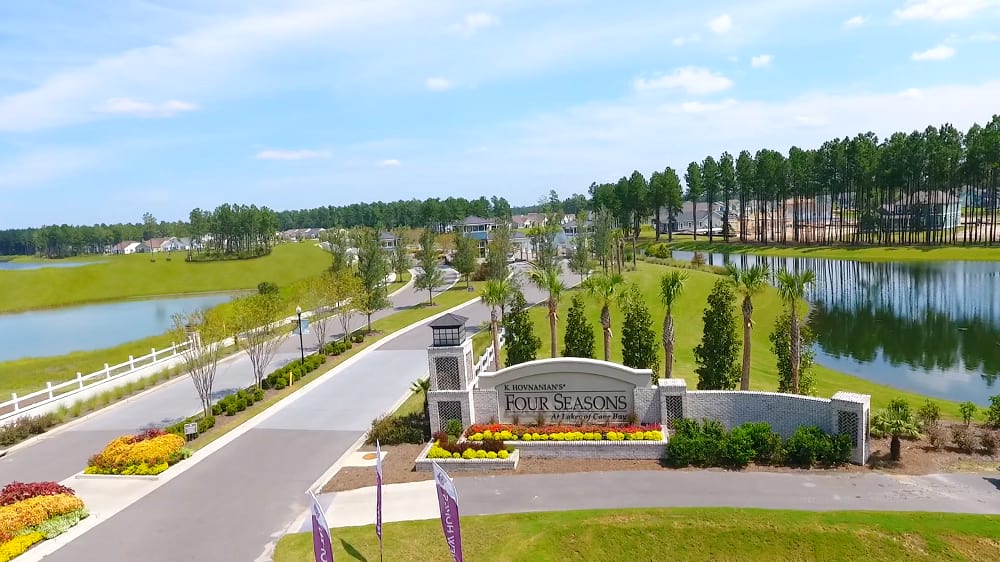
[0,293,237,363]
[0,260,104,271]
[671,250,1000,405]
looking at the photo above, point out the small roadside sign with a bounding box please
[295,319,310,335]
[184,423,198,440]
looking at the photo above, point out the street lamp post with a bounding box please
[294,305,304,386]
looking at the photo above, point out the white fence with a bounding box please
[0,341,191,422]
[473,329,505,377]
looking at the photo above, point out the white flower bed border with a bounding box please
[414,440,519,472]
[502,437,667,460]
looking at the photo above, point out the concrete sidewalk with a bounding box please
[300,469,1000,531]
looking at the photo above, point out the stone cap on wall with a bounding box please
[477,357,654,390]
[831,391,871,405]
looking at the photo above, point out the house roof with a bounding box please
[461,215,493,226]
[429,313,468,329]
[379,230,398,241]
[144,237,169,249]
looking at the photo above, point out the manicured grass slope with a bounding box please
[658,239,1000,262]
[274,507,1000,562]
[0,243,330,313]
[525,262,964,418]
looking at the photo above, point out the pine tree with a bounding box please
[770,310,817,394]
[562,294,595,358]
[694,280,741,390]
[503,290,540,366]
[618,284,659,373]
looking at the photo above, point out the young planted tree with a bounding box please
[770,310,817,395]
[725,263,771,390]
[568,234,592,283]
[480,278,513,371]
[486,222,514,280]
[172,309,225,418]
[452,228,479,288]
[303,275,332,350]
[693,280,741,390]
[775,269,817,394]
[590,209,614,271]
[527,261,566,358]
[330,269,363,342]
[562,294,595,358]
[583,272,625,361]
[415,227,444,305]
[618,284,659,374]
[354,228,391,333]
[233,292,287,389]
[390,229,411,279]
[872,399,921,461]
[325,229,352,274]
[503,290,540,367]
[659,270,688,378]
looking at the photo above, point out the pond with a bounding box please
[0,293,237,363]
[670,250,1000,405]
[0,260,105,271]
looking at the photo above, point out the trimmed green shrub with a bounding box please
[916,400,941,428]
[986,395,1000,428]
[365,412,429,445]
[444,419,464,439]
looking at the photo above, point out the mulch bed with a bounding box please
[323,423,1000,493]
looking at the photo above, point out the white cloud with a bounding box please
[911,45,956,61]
[708,14,732,34]
[842,15,866,29]
[894,0,998,21]
[256,149,331,161]
[969,32,1000,42]
[377,159,401,167]
[92,97,199,118]
[751,54,773,68]
[671,33,701,46]
[449,12,499,37]
[899,88,923,99]
[680,100,736,113]
[633,67,733,95]
[425,77,455,92]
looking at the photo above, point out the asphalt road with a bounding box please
[27,263,574,562]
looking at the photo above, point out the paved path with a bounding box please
[307,470,1000,530]
[15,263,570,561]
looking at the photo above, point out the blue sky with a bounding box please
[1,0,998,228]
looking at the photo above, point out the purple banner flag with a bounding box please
[432,462,464,562]
[375,441,383,545]
[309,491,335,562]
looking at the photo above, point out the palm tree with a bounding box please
[659,270,688,378]
[410,376,430,418]
[872,399,921,461]
[775,268,817,394]
[583,272,625,361]
[480,278,513,370]
[725,262,770,390]
[527,261,566,358]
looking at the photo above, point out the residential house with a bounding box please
[453,216,496,234]
[162,237,195,252]
[111,241,140,255]
[302,228,326,240]
[511,215,529,229]
[656,202,727,236]
[524,213,546,228]
[562,219,592,237]
[137,237,171,253]
[379,230,398,250]
[877,190,962,231]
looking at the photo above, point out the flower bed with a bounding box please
[84,429,189,476]
[414,433,519,473]
[465,423,664,442]
[0,481,88,560]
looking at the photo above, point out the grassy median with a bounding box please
[274,507,1000,561]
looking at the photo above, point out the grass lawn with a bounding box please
[372,282,483,334]
[0,332,176,396]
[273,507,1000,562]
[0,242,331,313]
[654,238,1000,262]
[524,261,966,419]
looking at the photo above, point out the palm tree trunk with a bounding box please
[548,303,558,358]
[790,306,801,393]
[663,310,674,378]
[890,435,901,461]
[490,307,501,371]
[601,305,611,361]
[741,297,753,390]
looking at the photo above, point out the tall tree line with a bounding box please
[0,218,189,258]
[189,204,278,258]
[586,115,1000,246]
[276,195,513,231]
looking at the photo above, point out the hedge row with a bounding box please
[260,354,326,390]
[665,419,852,468]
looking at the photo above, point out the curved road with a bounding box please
[5,263,573,561]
